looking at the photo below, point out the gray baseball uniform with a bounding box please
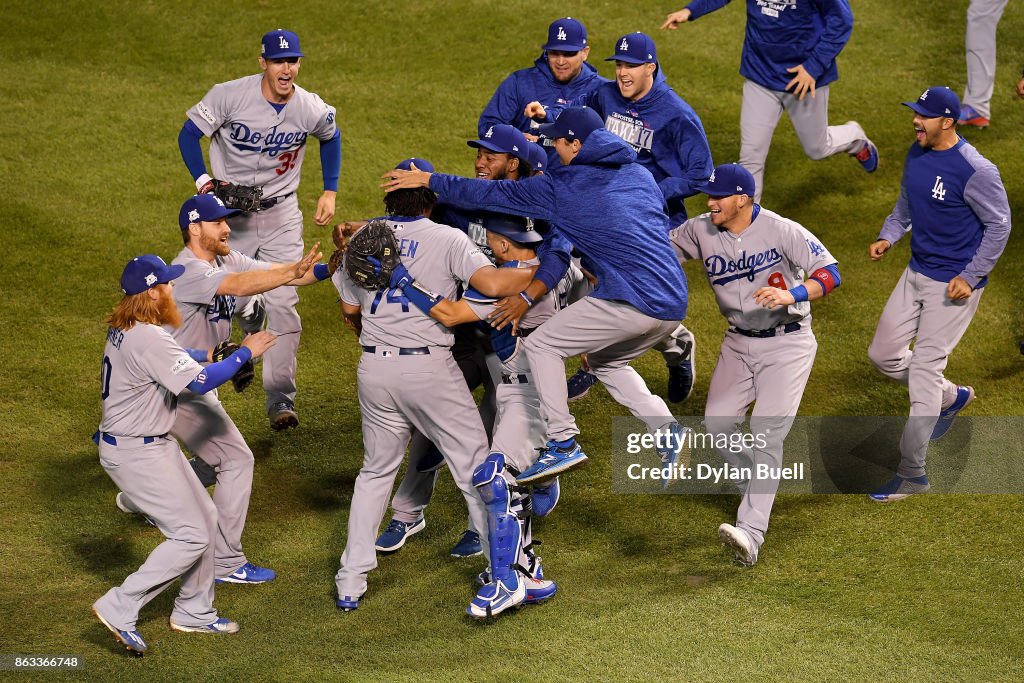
[93,323,221,631]
[671,206,837,557]
[964,0,1009,119]
[331,217,495,601]
[186,74,337,412]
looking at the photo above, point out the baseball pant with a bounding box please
[704,328,817,552]
[94,436,219,630]
[655,323,694,366]
[490,350,547,474]
[524,296,680,443]
[964,0,1009,118]
[740,80,867,202]
[335,348,490,600]
[228,194,304,413]
[868,268,983,479]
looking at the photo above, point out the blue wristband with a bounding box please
[790,285,808,303]
[519,291,535,306]
[313,263,330,281]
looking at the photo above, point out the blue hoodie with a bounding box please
[571,69,713,226]
[478,53,610,138]
[686,0,853,92]
[429,129,688,321]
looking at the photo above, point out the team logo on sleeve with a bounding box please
[806,240,825,257]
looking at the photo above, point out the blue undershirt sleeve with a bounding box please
[178,120,208,181]
[187,347,253,394]
[319,130,341,192]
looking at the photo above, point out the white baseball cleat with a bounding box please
[718,523,758,567]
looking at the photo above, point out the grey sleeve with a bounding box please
[173,260,229,305]
[226,251,272,273]
[186,82,230,137]
[669,220,700,262]
[961,166,1012,287]
[139,327,203,395]
[331,268,361,307]
[308,92,339,141]
[446,230,495,285]
[879,183,912,245]
[788,223,837,273]
[461,297,492,321]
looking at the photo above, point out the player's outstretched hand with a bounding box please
[785,64,816,100]
[868,239,891,261]
[488,294,530,334]
[314,191,337,226]
[381,163,431,192]
[524,102,547,120]
[753,286,795,309]
[946,276,973,301]
[661,9,692,29]
[1016,76,1024,99]
[294,241,323,278]
[241,331,277,359]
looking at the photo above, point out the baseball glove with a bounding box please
[328,248,346,277]
[212,341,255,393]
[212,181,263,213]
[345,218,401,290]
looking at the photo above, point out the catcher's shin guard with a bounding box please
[468,452,526,619]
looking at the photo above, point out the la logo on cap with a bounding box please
[709,170,717,182]
[557,26,567,41]
[920,90,929,101]
[620,37,629,51]
[279,35,289,49]
[485,126,493,138]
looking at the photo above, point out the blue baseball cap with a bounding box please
[480,212,543,245]
[902,86,961,120]
[261,29,304,59]
[179,194,239,230]
[395,157,434,172]
[542,17,588,52]
[468,124,531,157]
[695,163,756,198]
[606,32,657,65]
[120,254,185,295]
[524,141,547,172]
[538,106,604,143]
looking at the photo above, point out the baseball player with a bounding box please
[384,107,690,486]
[389,211,585,616]
[670,163,842,566]
[374,134,572,558]
[178,28,341,430]
[115,194,329,585]
[662,0,878,202]
[331,163,541,612]
[959,0,1009,127]
[527,31,709,403]
[93,254,274,654]
[478,17,610,155]
[867,87,1010,502]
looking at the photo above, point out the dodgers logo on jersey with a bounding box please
[705,249,784,286]
[229,123,308,158]
[931,176,946,201]
[207,294,235,324]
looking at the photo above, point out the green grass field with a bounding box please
[2,0,1023,679]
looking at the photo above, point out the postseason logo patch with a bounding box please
[196,102,216,125]
[171,356,194,375]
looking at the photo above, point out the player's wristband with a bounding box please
[519,291,535,307]
[399,280,443,315]
[313,264,330,281]
[789,285,809,303]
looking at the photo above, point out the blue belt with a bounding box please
[731,322,801,339]
[92,431,164,446]
[361,345,430,356]
[502,373,529,385]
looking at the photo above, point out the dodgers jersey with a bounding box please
[186,74,337,199]
[98,323,203,437]
[170,247,272,350]
[332,217,493,348]
[671,206,836,330]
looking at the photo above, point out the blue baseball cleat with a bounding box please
[93,606,147,655]
[931,385,975,440]
[467,575,526,619]
[375,517,425,553]
[658,423,691,490]
[667,336,695,403]
[855,138,879,173]
[566,369,597,401]
[216,561,276,585]
[170,617,240,634]
[957,105,989,128]
[450,529,482,558]
[869,475,931,502]
[415,443,446,473]
[516,439,588,485]
[337,594,363,612]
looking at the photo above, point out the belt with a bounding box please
[731,322,802,338]
[361,345,430,356]
[257,192,293,211]
[502,373,529,385]
[92,431,166,446]
[516,327,535,338]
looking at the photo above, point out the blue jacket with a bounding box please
[573,71,713,226]
[687,0,853,91]
[478,54,610,138]
[430,130,688,321]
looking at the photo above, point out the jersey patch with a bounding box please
[196,102,216,125]
[171,356,193,375]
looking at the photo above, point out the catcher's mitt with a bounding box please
[212,341,255,393]
[345,218,401,290]
[328,248,345,277]
[212,181,263,213]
